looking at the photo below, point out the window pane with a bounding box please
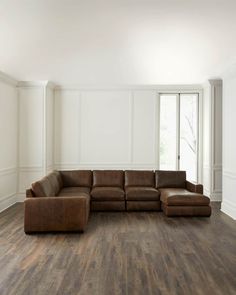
[180,94,198,181]
[160,95,177,170]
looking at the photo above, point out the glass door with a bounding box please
[159,93,199,182]
[159,94,178,170]
[179,94,198,182]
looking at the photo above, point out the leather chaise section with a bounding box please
[159,188,210,206]
[91,187,125,201]
[186,181,203,194]
[125,187,160,201]
[162,203,211,217]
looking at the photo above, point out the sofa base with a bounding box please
[161,203,211,217]
[24,196,90,233]
[126,201,161,211]
[91,201,125,211]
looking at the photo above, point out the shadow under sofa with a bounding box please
[24,170,211,233]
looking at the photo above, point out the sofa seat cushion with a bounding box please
[125,187,160,201]
[91,187,125,201]
[159,188,210,206]
[58,187,90,198]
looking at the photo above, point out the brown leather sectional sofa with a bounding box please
[24,170,211,233]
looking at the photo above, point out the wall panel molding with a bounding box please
[0,167,17,176]
[223,170,236,179]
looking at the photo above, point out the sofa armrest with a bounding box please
[26,189,35,198]
[24,196,90,233]
[186,181,203,194]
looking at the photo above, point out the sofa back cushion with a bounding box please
[93,170,124,188]
[32,171,62,197]
[60,170,92,187]
[155,170,186,188]
[125,170,155,187]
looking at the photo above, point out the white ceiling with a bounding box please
[1,0,236,85]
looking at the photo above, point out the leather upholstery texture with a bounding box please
[91,201,125,211]
[126,201,161,211]
[25,169,212,233]
[125,170,155,187]
[93,170,124,188]
[125,187,160,201]
[159,188,210,206]
[58,187,90,197]
[186,181,203,194]
[32,171,62,197]
[162,203,211,217]
[91,187,125,201]
[24,196,90,232]
[155,170,186,188]
[60,170,92,187]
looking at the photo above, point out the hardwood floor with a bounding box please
[0,203,235,295]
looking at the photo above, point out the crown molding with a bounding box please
[208,79,222,86]
[17,81,50,88]
[0,71,18,86]
[54,84,203,92]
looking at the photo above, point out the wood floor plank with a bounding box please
[0,203,235,295]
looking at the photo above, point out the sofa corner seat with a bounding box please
[24,170,91,233]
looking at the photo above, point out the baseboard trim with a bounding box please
[221,200,236,220]
[210,192,222,202]
[0,194,17,213]
[17,193,26,202]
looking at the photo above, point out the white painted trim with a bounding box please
[0,71,18,86]
[77,91,82,165]
[210,192,222,202]
[43,85,47,175]
[0,194,17,213]
[0,167,17,176]
[198,89,203,183]
[54,163,157,169]
[223,170,236,179]
[19,166,43,172]
[17,81,50,88]
[16,193,26,202]
[129,91,134,164]
[209,79,223,86]
[221,199,236,220]
[54,84,203,92]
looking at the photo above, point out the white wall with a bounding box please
[0,73,18,211]
[54,89,158,170]
[18,82,54,200]
[222,66,236,219]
